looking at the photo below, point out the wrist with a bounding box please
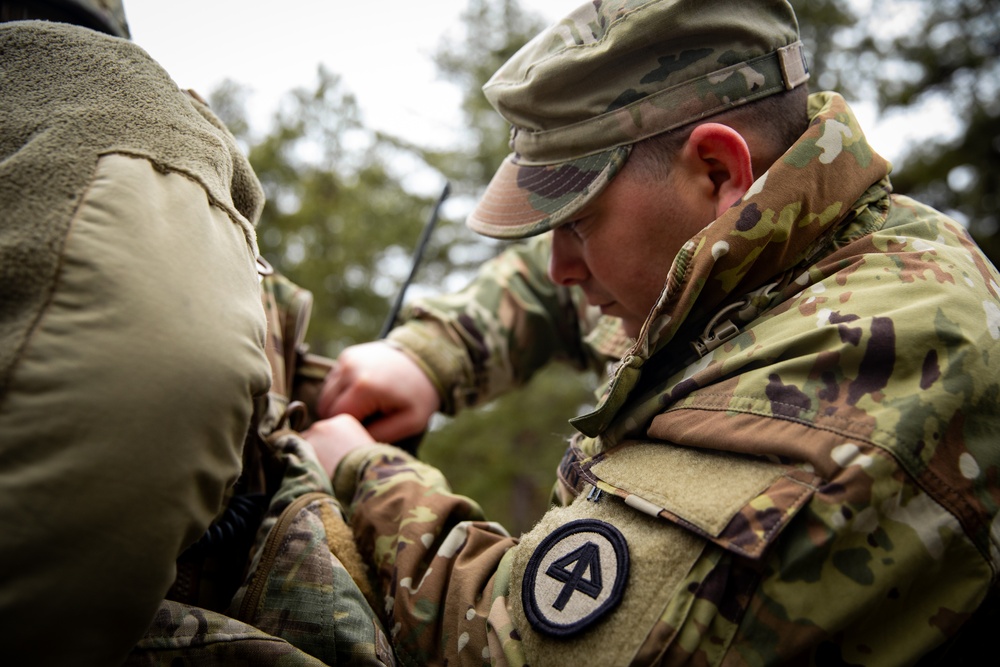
[331,443,414,504]
[386,323,456,413]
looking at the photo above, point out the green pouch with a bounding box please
[228,432,393,665]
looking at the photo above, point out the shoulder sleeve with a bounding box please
[334,444,518,664]
[387,234,623,413]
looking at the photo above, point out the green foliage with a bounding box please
[211,68,448,356]
[791,0,861,96]
[791,0,1000,263]
[421,363,598,535]
[431,0,547,188]
[867,0,999,254]
[416,0,588,529]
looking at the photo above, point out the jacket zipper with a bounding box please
[237,491,331,618]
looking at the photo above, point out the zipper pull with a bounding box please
[691,318,740,357]
[586,485,603,503]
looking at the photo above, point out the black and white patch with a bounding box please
[522,519,629,637]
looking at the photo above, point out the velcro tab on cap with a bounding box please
[778,41,810,90]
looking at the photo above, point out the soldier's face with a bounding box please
[548,160,715,339]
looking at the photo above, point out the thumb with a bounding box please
[364,409,426,444]
[326,383,383,423]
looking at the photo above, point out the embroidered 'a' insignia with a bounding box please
[522,519,629,637]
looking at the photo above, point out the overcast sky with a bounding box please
[124,0,954,174]
[126,0,581,150]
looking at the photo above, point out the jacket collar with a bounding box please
[572,92,892,438]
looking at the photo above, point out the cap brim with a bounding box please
[466,146,631,240]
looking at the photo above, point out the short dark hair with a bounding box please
[0,0,127,37]
[1,1,76,25]
[626,85,811,182]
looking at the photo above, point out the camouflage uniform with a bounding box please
[338,89,1000,667]
[332,1,1000,664]
[387,232,631,415]
[0,6,270,664]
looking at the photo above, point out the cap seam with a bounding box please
[483,0,662,92]
[468,148,629,239]
[510,45,805,163]
[511,139,636,167]
[516,47,796,139]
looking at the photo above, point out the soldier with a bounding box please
[0,1,272,663]
[308,0,1000,663]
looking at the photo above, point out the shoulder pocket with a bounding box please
[227,435,394,666]
[577,441,820,559]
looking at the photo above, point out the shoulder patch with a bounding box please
[522,519,629,637]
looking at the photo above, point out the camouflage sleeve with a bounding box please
[386,234,628,413]
[334,445,519,666]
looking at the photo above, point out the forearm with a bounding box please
[388,234,597,414]
[334,446,517,665]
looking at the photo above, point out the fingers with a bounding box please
[324,376,382,423]
[314,340,441,441]
[364,408,425,445]
[316,348,384,421]
[316,368,348,419]
[302,414,376,477]
[324,376,425,443]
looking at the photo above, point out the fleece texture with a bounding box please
[0,20,264,398]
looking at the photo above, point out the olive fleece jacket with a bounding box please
[0,21,270,665]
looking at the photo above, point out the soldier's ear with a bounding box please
[679,123,754,217]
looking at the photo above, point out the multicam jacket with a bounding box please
[334,92,1000,665]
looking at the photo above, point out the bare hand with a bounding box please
[302,414,377,478]
[316,341,441,443]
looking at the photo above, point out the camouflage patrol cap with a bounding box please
[466,0,809,240]
[3,0,131,38]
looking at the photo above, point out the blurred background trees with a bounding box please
[795,0,1000,260]
[211,0,999,534]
